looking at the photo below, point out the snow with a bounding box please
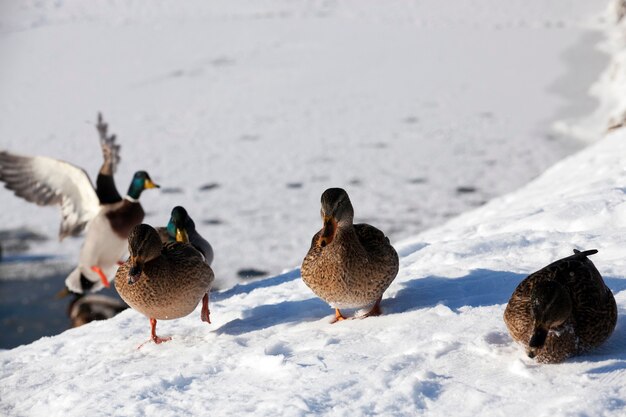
[2,0,626,416]
[3,124,626,415]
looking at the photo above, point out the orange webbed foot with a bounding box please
[331,308,347,324]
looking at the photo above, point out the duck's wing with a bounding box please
[94,113,123,204]
[0,151,100,240]
[354,223,391,248]
[97,113,120,176]
[163,241,208,263]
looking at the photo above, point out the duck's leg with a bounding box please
[360,297,383,319]
[136,318,171,349]
[90,266,110,288]
[201,292,211,324]
[150,318,171,344]
[331,308,347,323]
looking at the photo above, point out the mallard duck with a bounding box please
[301,188,399,322]
[158,206,214,266]
[504,249,617,363]
[0,114,159,294]
[115,223,214,344]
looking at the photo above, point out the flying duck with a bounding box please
[0,113,159,294]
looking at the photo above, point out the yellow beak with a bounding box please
[176,228,190,243]
[144,178,160,189]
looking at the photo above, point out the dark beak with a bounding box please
[529,326,548,348]
[128,265,142,285]
[319,215,337,247]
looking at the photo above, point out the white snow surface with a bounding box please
[3,1,626,416]
[3,123,626,417]
[0,0,609,285]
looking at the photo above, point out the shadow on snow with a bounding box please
[385,268,525,314]
[215,297,330,336]
[215,265,626,358]
[214,269,302,302]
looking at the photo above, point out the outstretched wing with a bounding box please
[96,112,121,176]
[0,151,101,240]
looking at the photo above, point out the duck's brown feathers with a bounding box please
[301,223,399,310]
[115,242,214,320]
[504,249,617,363]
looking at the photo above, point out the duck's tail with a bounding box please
[573,249,598,258]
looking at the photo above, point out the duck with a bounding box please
[115,223,214,344]
[158,206,214,266]
[504,249,617,363]
[0,113,159,294]
[301,188,399,322]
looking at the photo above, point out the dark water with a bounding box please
[0,257,123,350]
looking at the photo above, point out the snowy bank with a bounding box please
[556,0,626,139]
[2,124,626,417]
[2,1,626,416]
[3,70,626,417]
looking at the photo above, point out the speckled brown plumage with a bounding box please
[504,249,617,363]
[115,225,214,335]
[301,188,399,319]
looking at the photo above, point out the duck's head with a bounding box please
[527,280,572,357]
[166,206,195,243]
[318,188,354,247]
[127,224,162,284]
[127,171,160,200]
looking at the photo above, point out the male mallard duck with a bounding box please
[301,188,399,322]
[115,224,214,344]
[158,206,214,266]
[0,114,159,294]
[504,249,617,363]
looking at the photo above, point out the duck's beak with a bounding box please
[144,178,160,189]
[55,287,71,299]
[529,325,548,349]
[128,259,142,285]
[175,228,190,244]
[319,215,337,247]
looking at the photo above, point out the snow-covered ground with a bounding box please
[0,0,609,285]
[2,92,626,417]
[3,0,626,416]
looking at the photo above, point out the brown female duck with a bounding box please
[504,249,617,363]
[301,188,399,322]
[115,224,214,344]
